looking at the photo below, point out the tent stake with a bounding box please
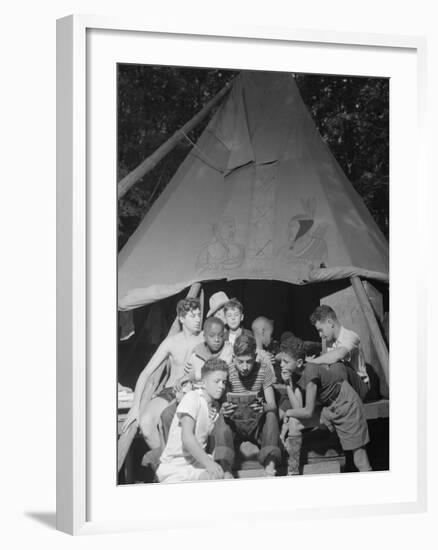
[350,276,389,388]
[117,283,202,473]
[117,82,233,199]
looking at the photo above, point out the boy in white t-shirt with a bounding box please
[156,358,230,483]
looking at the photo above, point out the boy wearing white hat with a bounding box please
[206,291,230,323]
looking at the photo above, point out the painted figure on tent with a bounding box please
[277,197,328,267]
[196,216,245,273]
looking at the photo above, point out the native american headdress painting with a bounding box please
[277,197,328,266]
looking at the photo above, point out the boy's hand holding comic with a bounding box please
[249,398,264,413]
[221,401,237,418]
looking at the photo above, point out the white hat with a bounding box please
[207,291,230,317]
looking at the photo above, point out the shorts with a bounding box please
[320,380,369,451]
[154,386,177,403]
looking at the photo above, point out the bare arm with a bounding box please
[180,415,213,468]
[262,385,277,413]
[309,347,349,364]
[181,415,224,479]
[286,383,303,409]
[286,381,317,420]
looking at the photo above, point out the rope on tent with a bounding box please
[178,129,229,176]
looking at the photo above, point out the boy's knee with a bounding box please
[139,413,156,437]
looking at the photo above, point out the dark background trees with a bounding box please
[117,65,389,250]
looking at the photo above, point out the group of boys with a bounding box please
[122,292,373,482]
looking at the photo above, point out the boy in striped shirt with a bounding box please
[213,333,281,476]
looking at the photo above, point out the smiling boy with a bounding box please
[156,358,230,483]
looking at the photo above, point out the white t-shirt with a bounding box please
[159,389,218,468]
[329,326,368,381]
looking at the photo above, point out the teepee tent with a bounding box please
[118,71,388,313]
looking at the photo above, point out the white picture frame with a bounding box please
[56,14,427,535]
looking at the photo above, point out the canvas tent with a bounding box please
[118,71,388,312]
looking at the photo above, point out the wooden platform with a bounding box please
[364,399,389,419]
[118,399,389,482]
[232,400,389,479]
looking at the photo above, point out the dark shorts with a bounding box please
[278,392,291,412]
[154,386,177,403]
[321,381,369,451]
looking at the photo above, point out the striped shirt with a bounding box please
[227,361,275,397]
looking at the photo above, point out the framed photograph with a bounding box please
[57,15,427,535]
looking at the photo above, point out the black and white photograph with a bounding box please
[116,65,389,485]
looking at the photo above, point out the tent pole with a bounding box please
[350,276,389,388]
[117,282,202,473]
[117,82,233,199]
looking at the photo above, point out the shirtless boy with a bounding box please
[121,298,203,449]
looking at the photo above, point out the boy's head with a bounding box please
[201,358,228,400]
[177,298,201,333]
[206,291,230,323]
[233,333,257,378]
[309,305,339,341]
[223,298,244,331]
[203,317,225,353]
[251,316,274,347]
[278,336,305,381]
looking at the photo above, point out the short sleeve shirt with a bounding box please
[227,361,275,397]
[160,389,218,467]
[294,363,344,406]
[329,326,367,379]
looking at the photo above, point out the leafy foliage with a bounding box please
[118,66,388,249]
[294,73,389,236]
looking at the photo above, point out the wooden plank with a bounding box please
[364,399,389,420]
[117,360,167,472]
[235,460,265,478]
[303,462,341,475]
[117,83,232,199]
[350,276,389,391]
